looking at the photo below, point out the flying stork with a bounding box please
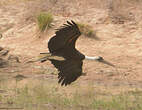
[39,20,114,86]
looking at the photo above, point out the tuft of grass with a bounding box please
[37,12,53,32]
[77,23,96,38]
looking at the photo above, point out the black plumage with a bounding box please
[39,20,114,86]
[47,20,85,86]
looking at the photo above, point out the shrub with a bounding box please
[77,23,96,38]
[37,12,53,32]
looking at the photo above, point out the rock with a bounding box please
[0,49,9,57]
[8,55,20,63]
[0,58,8,68]
[0,47,4,51]
[0,47,20,68]
[13,74,27,81]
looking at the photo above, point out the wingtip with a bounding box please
[67,20,74,26]
[71,20,76,25]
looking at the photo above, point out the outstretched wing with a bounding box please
[48,20,81,53]
[50,59,83,86]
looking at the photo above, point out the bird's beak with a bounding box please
[96,57,115,67]
[98,59,115,67]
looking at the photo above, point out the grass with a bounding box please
[37,12,53,32]
[1,79,142,110]
[77,23,96,38]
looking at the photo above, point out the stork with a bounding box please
[39,20,114,86]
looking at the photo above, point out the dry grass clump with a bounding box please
[37,12,53,32]
[77,23,97,38]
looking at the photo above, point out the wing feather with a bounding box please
[50,59,83,86]
[67,21,74,26]
[45,20,84,86]
[48,20,81,53]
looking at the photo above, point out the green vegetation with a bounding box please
[77,23,96,38]
[1,79,142,110]
[37,12,53,32]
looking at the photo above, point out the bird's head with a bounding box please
[85,56,114,67]
[95,56,104,61]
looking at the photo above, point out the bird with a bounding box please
[38,20,114,86]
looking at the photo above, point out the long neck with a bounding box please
[85,56,100,60]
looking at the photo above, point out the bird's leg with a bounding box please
[40,53,65,61]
